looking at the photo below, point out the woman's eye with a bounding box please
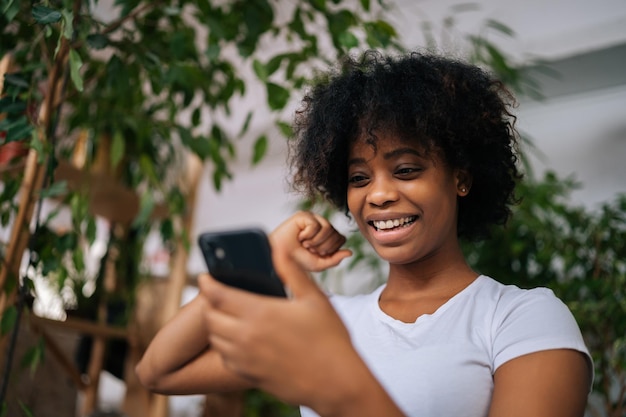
[348,174,368,185]
[396,167,421,176]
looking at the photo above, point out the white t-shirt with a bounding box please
[300,275,590,417]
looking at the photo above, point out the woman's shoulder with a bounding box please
[476,275,568,313]
[475,276,590,369]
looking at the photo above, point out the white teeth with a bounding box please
[372,216,416,230]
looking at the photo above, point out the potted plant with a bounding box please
[1,1,400,416]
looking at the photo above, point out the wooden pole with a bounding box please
[0,40,68,341]
[80,224,123,417]
[146,153,203,417]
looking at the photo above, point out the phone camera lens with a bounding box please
[214,247,226,260]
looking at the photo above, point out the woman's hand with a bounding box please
[198,260,405,417]
[269,210,352,273]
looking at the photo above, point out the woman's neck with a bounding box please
[378,248,478,322]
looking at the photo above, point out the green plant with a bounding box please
[1,0,400,414]
[462,174,626,417]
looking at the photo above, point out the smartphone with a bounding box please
[198,228,287,298]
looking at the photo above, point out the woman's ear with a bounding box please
[455,169,472,196]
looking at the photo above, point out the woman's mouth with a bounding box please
[369,216,417,231]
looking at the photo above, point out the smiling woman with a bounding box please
[136,51,592,417]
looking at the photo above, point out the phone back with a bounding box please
[198,228,287,297]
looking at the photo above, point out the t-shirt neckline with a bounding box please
[371,275,486,326]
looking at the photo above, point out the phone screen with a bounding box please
[198,228,287,298]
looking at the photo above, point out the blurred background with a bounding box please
[1,0,625,416]
[186,0,626,287]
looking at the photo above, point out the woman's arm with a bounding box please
[197,211,405,416]
[199,265,406,417]
[134,292,252,395]
[489,349,591,417]
[135,211,351,396]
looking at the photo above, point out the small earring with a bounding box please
[461,187,467,193]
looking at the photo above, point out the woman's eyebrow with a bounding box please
[348,148,424,166]
[347,157,366,166]
[383,148,423,159]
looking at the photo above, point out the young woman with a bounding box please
[136,51,592,417]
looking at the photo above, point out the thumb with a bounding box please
[326,248,353,266]
[273,253,325,300]
[290,247,353,273]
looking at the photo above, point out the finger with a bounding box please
[304,232,347,256]
[204,302,242,340]
[298,213,332,244]
[272,255,326,299]
[293,248,353,272]
[320,248,353,268]
[301,219,347,256]
[207,331,260,385]
[297,214,323,244]
[199,273,284,317]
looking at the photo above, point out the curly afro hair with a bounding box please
[289,50,522,241]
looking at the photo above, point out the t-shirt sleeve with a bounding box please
[491,287,591,372]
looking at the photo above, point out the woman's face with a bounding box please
[346,133,467,266]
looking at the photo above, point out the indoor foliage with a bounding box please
[0,0,398,415]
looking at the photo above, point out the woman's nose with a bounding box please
[366,177,398,207]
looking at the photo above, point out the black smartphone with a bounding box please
[198,228,287,298]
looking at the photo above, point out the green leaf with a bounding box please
[190,136,212,160]
[266,55,284,76]
[86,33,109,49]
[61,9,74,40]
[485,19,515,37]
[360,0,371,11]
[253,59,268,82]
[252,135,268,165]
[310,0,327,12]
[191,107,201,127]
[205,43,220,62]
[0,305,17,335]
[160,218,174,242]
[180,127,211,160]
[39,181,68,199]
[132,192,155,227]
[5,117,33,142]
[32,5,63,24]
[18,402,34,417]
[276,121,293,138]
[20,338,45,376]
[30,129,45,163]
[364,20,397,48]
[328,10,357,36]
[0,97,26,114]
[86,217,97,244]
[72,246,85,272]
[69,49,84,92]
[238,112,253,137]
[3,73,29,90]
[2,0,20,23]
[110,130,125,169]
[212,169,223,191]
[338,31,359,49]
[266,83,290,111]
[139,154,158,184]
